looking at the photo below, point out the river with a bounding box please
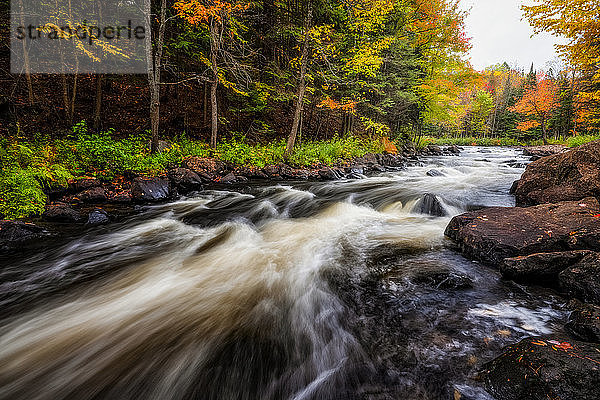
[0,147,568,400]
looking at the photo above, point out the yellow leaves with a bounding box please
[174,0,248,25]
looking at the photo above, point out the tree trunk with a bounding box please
[146,0,167,154]
[285,2,312,158]
[17,0,34,105]
[209,18,220,150]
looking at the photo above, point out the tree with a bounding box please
[510,77,559,144]
[523,0,600,133]
[175,0,250,149]
[285,1,312,158]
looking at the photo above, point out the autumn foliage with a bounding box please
[510,77,559,143]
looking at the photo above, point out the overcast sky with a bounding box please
[460,0,564,71]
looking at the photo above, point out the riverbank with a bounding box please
[444,140,600,400]
[420,134,600,148]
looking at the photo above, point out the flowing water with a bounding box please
[0,148,568,400]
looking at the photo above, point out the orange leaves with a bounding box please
[381,137,398,154]
[174,0,248,25]
[317,97,357,112]
[510,77,559,132]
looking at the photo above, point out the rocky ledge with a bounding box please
[445,140,600,399]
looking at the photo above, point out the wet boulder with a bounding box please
[219,172,238,184]
[500,251,594,285]
[131,178,172,202]
[523,144,567,160]
[426,169,445,177]
[42,202,82,222]
[445,145,461,154]
[560,253,600,305]
[566,300,600,343]
[416,193,447,217]
[69,178,102,193]
[482,336,600,400]
[86,209,110,226]
[514,140,600,206]
[445,198,600,266]
[409,268,473,290]
[318,167,345,181]
[77,187,108,203]
[0,220,48,252]
[167,168,204,194]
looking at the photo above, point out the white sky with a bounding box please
[460,0,564,71]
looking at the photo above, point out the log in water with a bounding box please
[0,148,567,400]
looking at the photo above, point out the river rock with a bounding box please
[445,198,600,266]
[69,178,102,193]
[566,300,600,343]
[514,141,600,206]
[219,172,238,184]
[86,209,110,226]
[426,169,445,177]
[523,144,567,160]
[559,253,600,305]
[0,220,48,252]
[77,187,108,203]
[42,202,82,222]
[445,145,461,154]
[500,251,594,285]
[167,168,204,194]
[483,336,600,400]
[131,178,172,202]
[318,167,344,181]
[416,193,447,217]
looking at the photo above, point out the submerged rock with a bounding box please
[566,300,600,343]
[42,202,82,222]
[500,251,594,285]
[318,167,344,181]
[559,253,600,305]
[131,178,172,202]
[0,220,48,252]
[416,193,447,217]
[426,169,445,177]
[482,336,600,400]
[86,209,110,226]
[515,141,600,206]
[445,198,600,266]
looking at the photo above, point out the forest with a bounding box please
[0,0,599,218]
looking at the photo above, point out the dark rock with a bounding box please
[523,145,567,159]
[318,167,344,181]
[0,220,48,252]
[424,145,442,155]
[482,336,600,400]
[500,251,594,285]
[445,145,461,154]
[236,167,269,180]
[42,203,82,223]
[416,193,447,217]
[131,178,171,202]
[108,190,133,204]
[509,180,519,194]
[566,300,600,343]
[86,209,110,226]
[167,168,204,194]
[515,141,600,206]
[426,169,445,177]
[77,187,107,203]
[235,175,249,183]
[479,149,492,153]
[444,198,600,266]
[410,268,473,290]
[219,172,238,184]
[346,165,365,175]
[69,178,102,193]
[355,153,379,166]
[560,253,600,305]
[262,165,281,177]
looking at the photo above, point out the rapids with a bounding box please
[0,147,568,400]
